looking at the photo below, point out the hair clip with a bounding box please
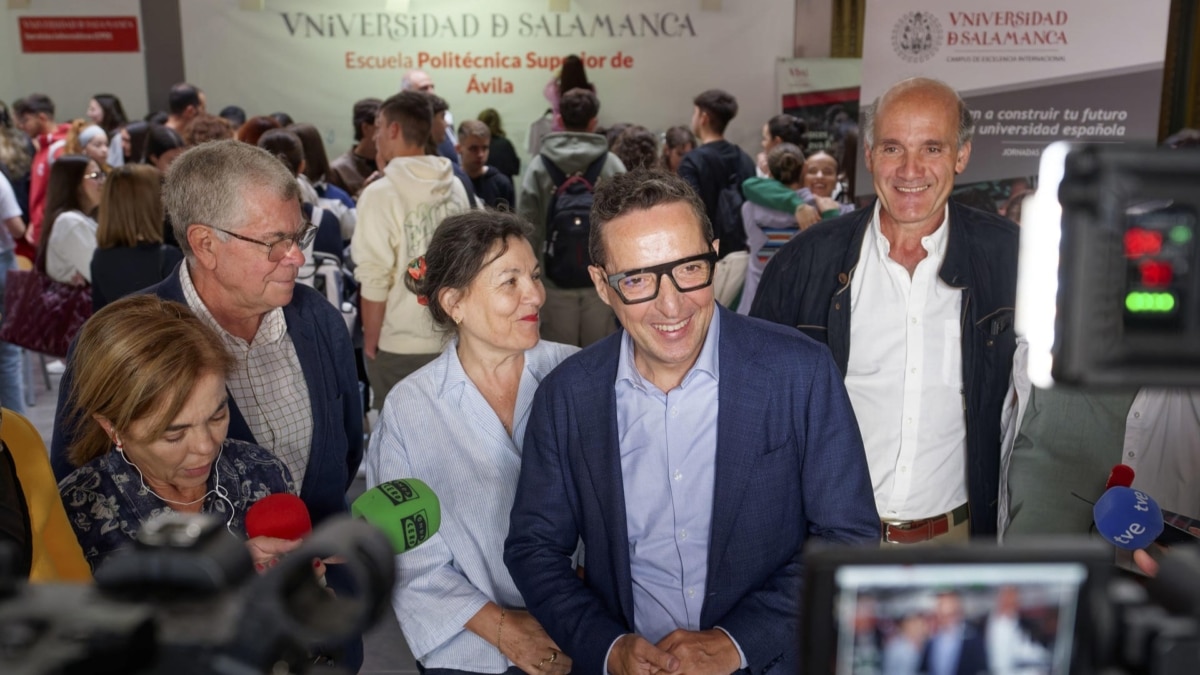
[407,255,427,281]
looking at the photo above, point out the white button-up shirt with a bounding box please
[846,203,968,521]
[1123,390,1200,517]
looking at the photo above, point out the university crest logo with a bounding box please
[892,11,943,63]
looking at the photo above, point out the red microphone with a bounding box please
[1106,464,1136,490]
[245,493,312,540]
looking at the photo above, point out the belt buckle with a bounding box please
[884,521,915,544]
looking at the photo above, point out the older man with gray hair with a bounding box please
[752,77,1019,542]
[51,139,363,529]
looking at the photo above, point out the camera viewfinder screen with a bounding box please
[831,563,1088,675]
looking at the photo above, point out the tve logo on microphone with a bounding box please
[1094,486,1165,551]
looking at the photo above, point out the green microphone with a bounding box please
[351,478,441,554]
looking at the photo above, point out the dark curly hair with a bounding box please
[612,126,659,171]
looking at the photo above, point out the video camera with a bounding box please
[0,512,395,675]
[803,540,1200,674]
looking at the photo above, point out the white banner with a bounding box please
[857,0,1171,195]
[179,0,795,162]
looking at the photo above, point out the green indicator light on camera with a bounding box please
[1125,292,1176,313]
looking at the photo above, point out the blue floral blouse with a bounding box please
[58,438,295,571]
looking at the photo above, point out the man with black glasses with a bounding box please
[505,169,879,675]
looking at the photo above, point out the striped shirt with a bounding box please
[365,337,577,671]
[179,263,314,488]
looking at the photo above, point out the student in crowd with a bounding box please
[456,120,514,211]
[290,123,356,242]
[90,163,183,310]
[517,88,626,348]
[257,129,342,259]
[164,82,206,133]
[477,108,520,181]
[544,55,595,132]
[329,98,381,198]
[13,93,69,259]
[235,115,281,147]
[352,91,472,409]
[0,171,27,413]
[181,113,235,147]
[38,155,102,286]
[143,124,186,174]
[63,121,110,171]
[611,125,660,172]
[661,125,695,175]
[756,113,806,176]
[86,94,127,137]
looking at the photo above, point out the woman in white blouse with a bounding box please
[365,210,577,675]
[37,155,102,285]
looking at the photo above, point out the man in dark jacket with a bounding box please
[752,77,1018,541]
[678,89,756,231]
[679,89,757,305]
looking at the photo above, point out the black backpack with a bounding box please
[541,153,606,288]
[703,153,748,257]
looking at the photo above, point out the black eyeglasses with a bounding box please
[199,222,317,262]
[84,171,105,182]
[605,251,719,304]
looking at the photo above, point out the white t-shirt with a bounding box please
[0,172,21,254]
[45,210,98,284]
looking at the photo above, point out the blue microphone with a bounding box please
[1094,486,1165,550]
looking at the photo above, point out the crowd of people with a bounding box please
[0,55,1193,675]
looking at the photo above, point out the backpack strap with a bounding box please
[540,153,569,188]
[541,153,607,190]
[582,154,607,186]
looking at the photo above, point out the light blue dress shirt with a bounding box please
[614,311,742,658]
[365,337,577,672]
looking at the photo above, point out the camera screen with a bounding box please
[828,562,1088,675]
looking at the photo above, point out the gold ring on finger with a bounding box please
[548,651,558,664]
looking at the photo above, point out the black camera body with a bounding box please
[0,512,395,675]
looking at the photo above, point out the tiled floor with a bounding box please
[22,361,418,675]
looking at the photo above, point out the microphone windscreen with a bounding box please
[1094,486,1164,550]
[245,493,312,540]
[351,478,441,554]
[1105,464,1136,490]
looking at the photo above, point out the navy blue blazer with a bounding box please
[50,263,364,525]
[504,307,880,675]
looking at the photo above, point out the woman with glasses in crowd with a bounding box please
[38,155,103,286]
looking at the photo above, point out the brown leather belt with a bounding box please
[883,503,970,544]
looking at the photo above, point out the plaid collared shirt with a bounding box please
[180,264,314,488]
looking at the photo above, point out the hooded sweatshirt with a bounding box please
[517,131,626,277]
[352,154,471,355]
